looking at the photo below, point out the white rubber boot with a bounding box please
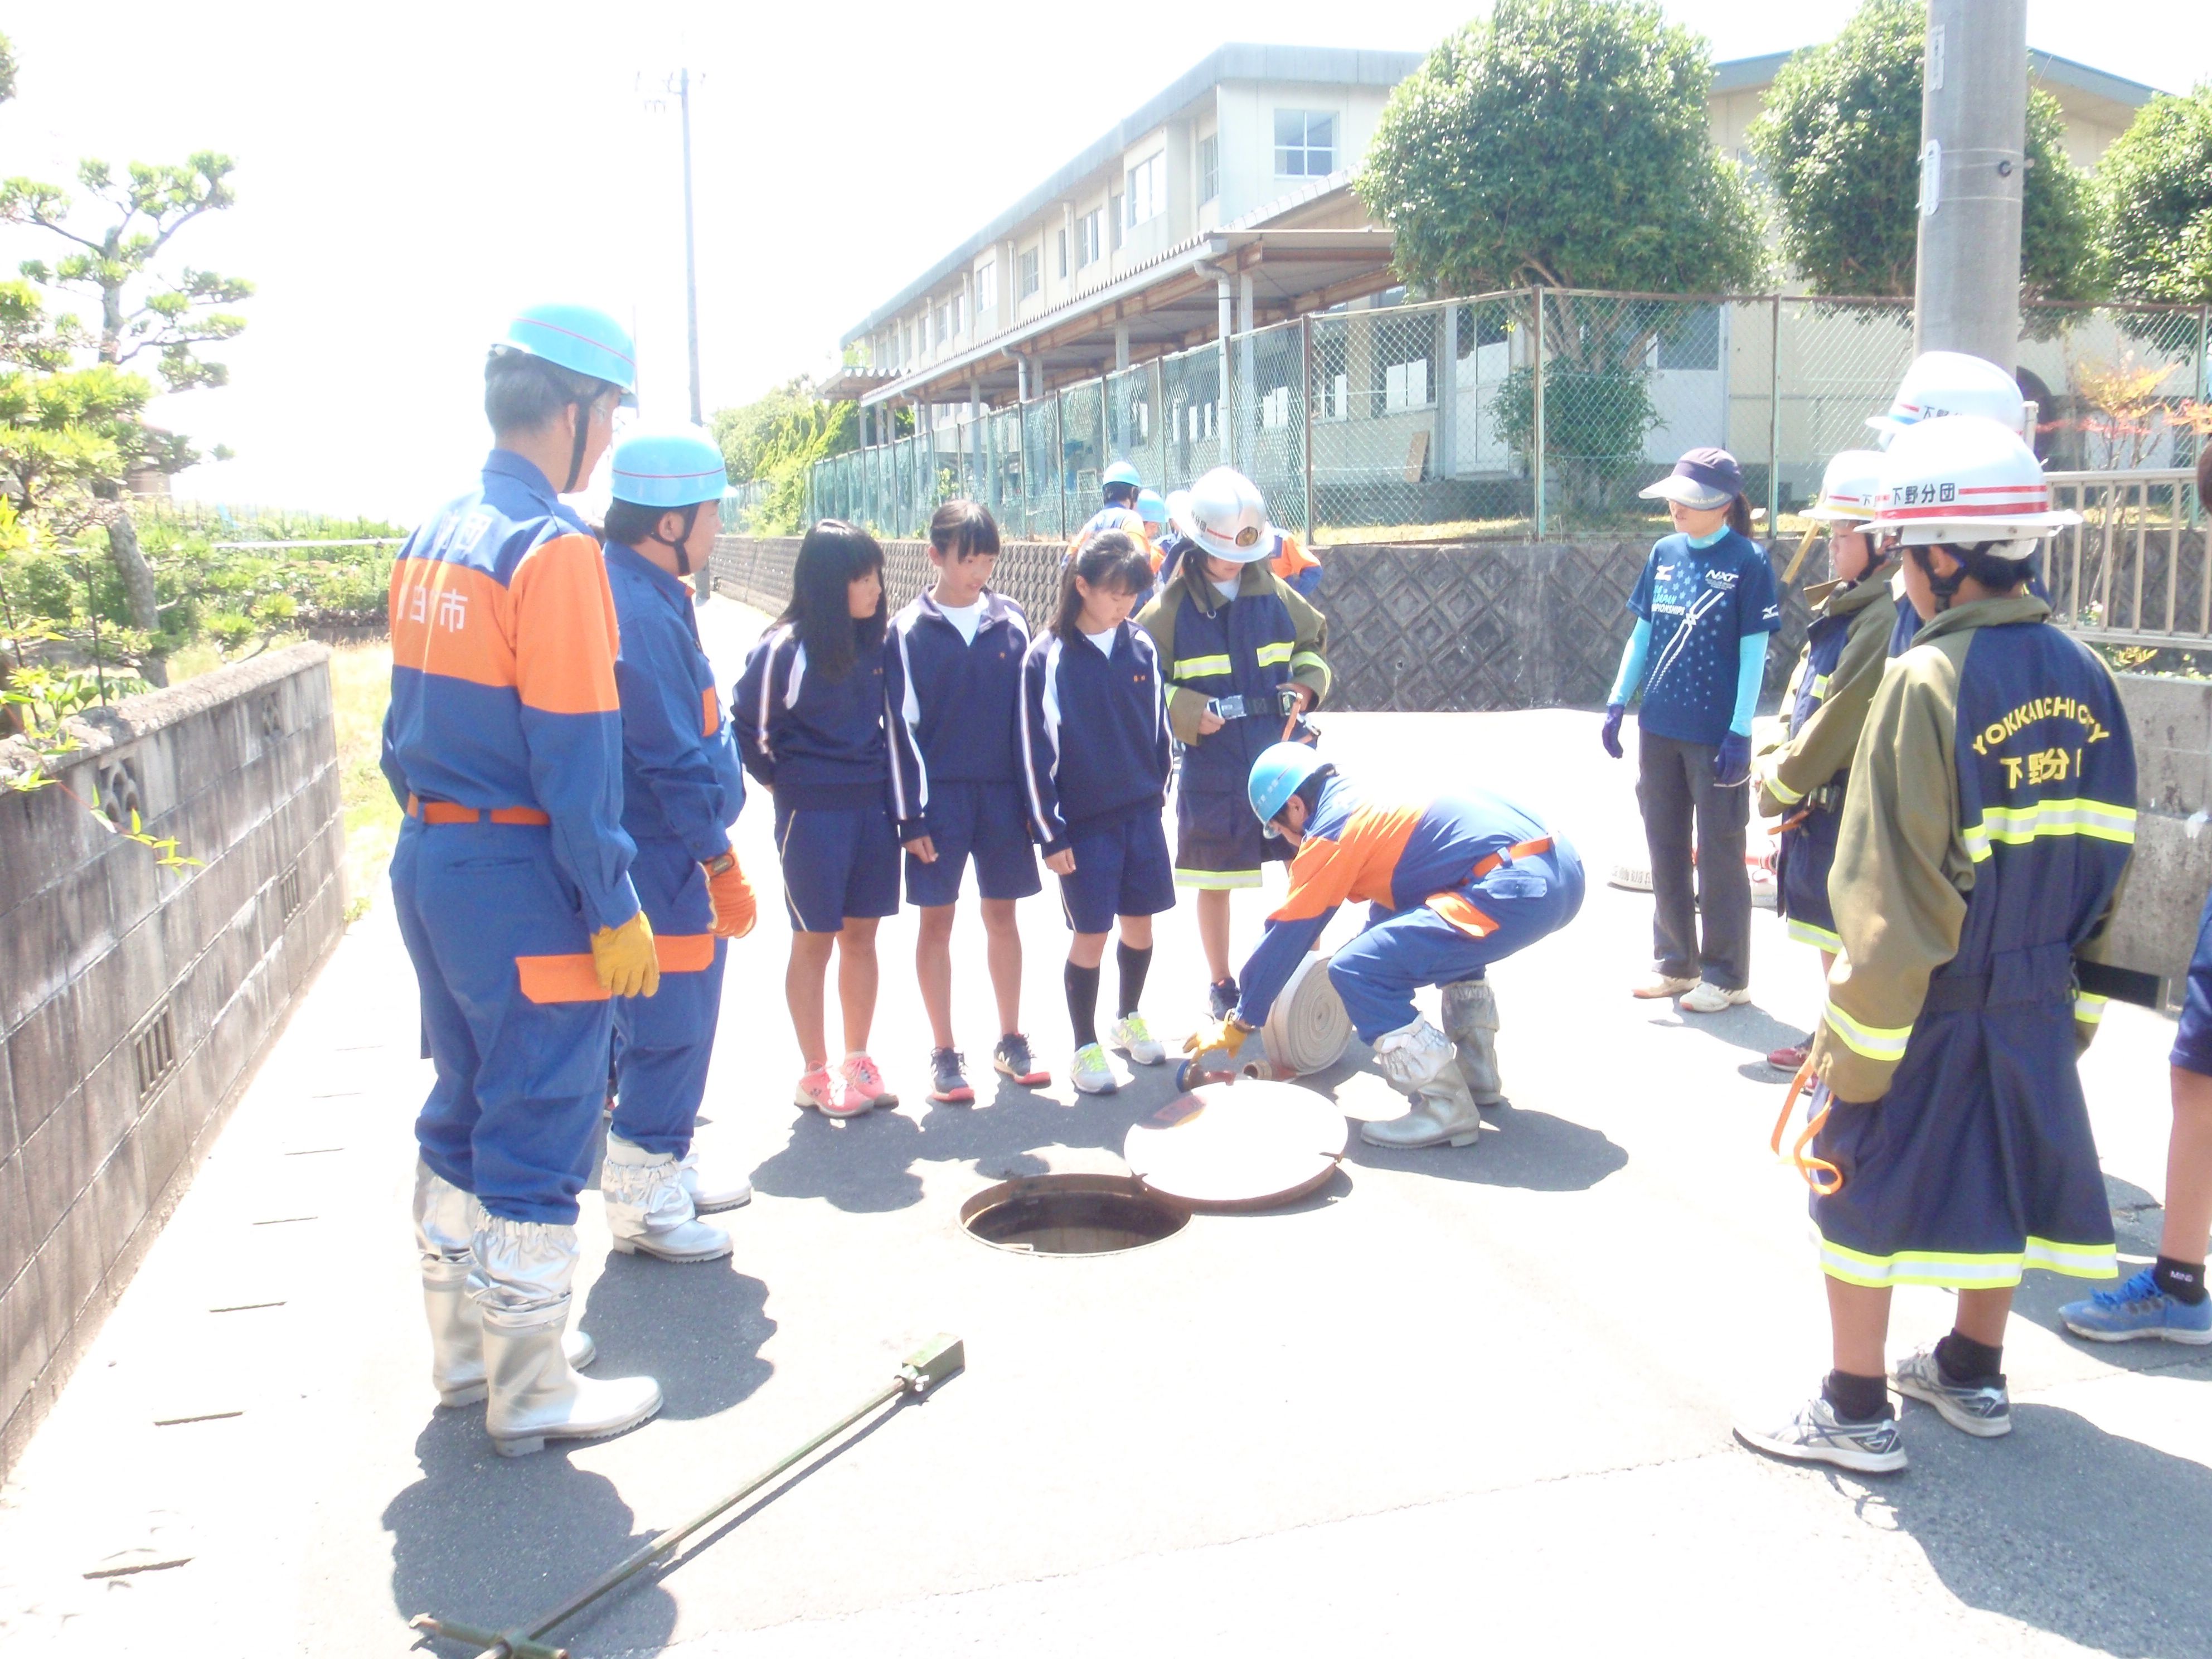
[1361,1018,1485,1150]
[474,1216,661,1457]
[415,1160,593,1406]
[679,1148,753,1214]
[1440,979,1507,1108]
[603,1134,733,1263]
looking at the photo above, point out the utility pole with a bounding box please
[1913,0,2026,371]
[642,69,706,425]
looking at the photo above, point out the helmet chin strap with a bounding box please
[647,503,705,575]
[564,398,594,493]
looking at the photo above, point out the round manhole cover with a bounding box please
[1123,1080,1348,1211]
[959,1173,1189,1257]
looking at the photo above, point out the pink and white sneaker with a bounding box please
[795,1066,870,1118]
[839,1052,899,1110]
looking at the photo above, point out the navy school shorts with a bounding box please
[904,779,1042,908]
[1057,811,1177,934]
[774,798,901,933]
[1173,785,1289,889]
[2173,887,2212,1076]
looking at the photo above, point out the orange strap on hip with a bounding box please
[1470,836,1553,881]
[1770,1058,1845,1196]
[406,793,550,827]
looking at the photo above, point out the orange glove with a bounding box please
[705,852,756,939]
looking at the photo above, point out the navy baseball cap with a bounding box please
[1639,447,1744,510]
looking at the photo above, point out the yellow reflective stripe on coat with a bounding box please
[1810,673,1831,698]
[1817,1235,2112,1287]
[1822,1000,1912,1061]
[1172,653,1232,680]
[1254,642,1293,668]
[1291,649,1327,675]
[1961,798,2139,862]
[1765,772,1806,806]
[2074,992,2109,1025]
[1786,917,1841,953]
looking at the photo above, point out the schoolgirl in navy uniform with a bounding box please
[734,520,900,1119]
[1020,532,1176,1094]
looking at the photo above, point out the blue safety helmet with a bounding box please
[611,430,728,508]
[1103,459,1143,490]
[1249,742,1329,834]
[1136,488,1167,525]
[502,303,638,393]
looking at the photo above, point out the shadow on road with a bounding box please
[1344,1099,1629,1192]
[1885,1402,2212,1657]
[385,1265,776,1652]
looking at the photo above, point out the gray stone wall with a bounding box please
[2112,673,2212,998]
[0,644,345,1474]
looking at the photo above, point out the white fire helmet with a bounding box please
[1170,467,1280,564]
[1801,449,1885,524]
[1866,351,2026,444]
[1864,415,2080,555]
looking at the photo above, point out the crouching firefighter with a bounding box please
[1736,415,2136,1476]
[385,304,663,1457]
[602,430,758,1264]
[1187,744,1584,1149]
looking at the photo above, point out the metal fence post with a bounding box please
[1767,296,1783,540]
[1301,313,1317,542]
[2196,304,2209,529]
[1054,391,1066,539]
[1531,287,1546,539]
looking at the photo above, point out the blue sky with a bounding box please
[3,1,2204,518]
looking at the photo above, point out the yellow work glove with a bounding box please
[591,910,661,999]
[705,853,756,939]
[1181,1013,1254,1063]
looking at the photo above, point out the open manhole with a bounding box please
[959,1173,1189,1257]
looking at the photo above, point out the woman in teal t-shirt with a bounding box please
[1599,448,1779,1015]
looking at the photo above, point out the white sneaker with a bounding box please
[1631,973,1699,1000]
[1109,1015,1166,1064]
[680,1151,753,1213]
[1677,981,1751,1014]
[1071,1042,1119,1094]
[1734,1394,1907,1474]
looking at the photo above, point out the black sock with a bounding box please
[1822,1369,1890,1424]
[1065,961,1100,1049]
[1934,1330,2005,1386]
[1116,942,1153,1017]
[2155,1255,2209,1305]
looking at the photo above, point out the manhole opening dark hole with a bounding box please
[959,1174,1189,1257]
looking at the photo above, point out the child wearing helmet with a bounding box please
[1136,488,1168,546]
[1186,745,1583,1150]
[1138,467,1332,1023]
[1020,532,1177,1095]
[1067,459,1155,569]
[599,430,754,1267]
[1600,447,1779,1016]
[2058,442,2212,1349]
[1752,451,1898,1075]
[733,520,901,1118]
[1736,415,2135,1476]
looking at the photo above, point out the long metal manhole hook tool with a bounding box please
[411,1333,966,1659]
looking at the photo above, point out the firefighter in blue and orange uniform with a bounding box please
[1067,459,1154,565]
[1138,466,1331,1021]
[1187,744,1584,1151]
[600,430,758,1266]
[1736,415,2136,1477]
[385,304,662,1458]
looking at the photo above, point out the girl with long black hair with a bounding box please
[733,520,899,1117]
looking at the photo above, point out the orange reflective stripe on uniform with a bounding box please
[515,953,610,1004]
[701,685,721,738]
[1426,891,1500,938]
[655,933,716,973]
[511,531,622,716]
[1270,799,1425,922]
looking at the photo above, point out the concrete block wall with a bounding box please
[0,644,345,1476]
[2112,673,2212,996]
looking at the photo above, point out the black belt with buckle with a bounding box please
[1206,689,1304,721]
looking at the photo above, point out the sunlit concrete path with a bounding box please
[1,594,2206,1658]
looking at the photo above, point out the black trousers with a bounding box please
[1636,727,1751,990]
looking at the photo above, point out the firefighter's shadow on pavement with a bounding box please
[747,1059,1194,1213]
[1883,1401,2212,1657]
[387,1270,775,1653]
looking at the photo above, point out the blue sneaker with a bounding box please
[2060,1267,2212,1345]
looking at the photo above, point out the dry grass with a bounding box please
[327,641,398,921]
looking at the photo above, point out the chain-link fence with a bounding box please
[779,288,2210,546]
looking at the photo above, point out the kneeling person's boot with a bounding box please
[1440,978,1506,1108]
[1362,1017,1485,1150]
[604,1134,733,1263]
[474,1216,661,1457]
[415,1160,593,1407]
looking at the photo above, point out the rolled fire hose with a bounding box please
[1254,950,1353,1078]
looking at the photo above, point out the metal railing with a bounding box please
[2046,468,2206,648]
[788,287,2211,550]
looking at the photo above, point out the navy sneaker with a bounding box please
[928,1048,973,1105]
[1207,977,1241,1020]
[1890,1347,2011,1438]
[992,1034,1049,1088]
[2061,1266,2212,1345]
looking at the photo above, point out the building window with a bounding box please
[1262,386,1291,429]
[1273,110,1336,177]
[1077,207,1104,268]
[1657,304,1722,371]
[1384,358,1430,413]
[1126,151,1167,227]
[1198,133,1219,204]
[977,260,997,315]
[953,293,967,340]
[1058,228,1069,278]
[1109,195,1123,252]
[1019,246,1040,299]
[935,300,951,347]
